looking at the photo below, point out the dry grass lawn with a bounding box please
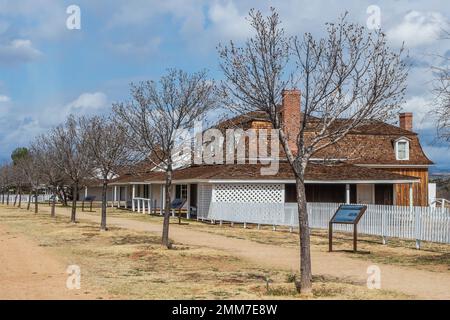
[96,208,450,274]
[0,204,412,299]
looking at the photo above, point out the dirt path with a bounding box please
[0,224,97,299]
[71,210,450,300]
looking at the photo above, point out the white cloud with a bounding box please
[0,39,42,64]
[0,0,67,40]
[65,92,108,114]
[208,1,252,40]
[109,37,161,57]
[0,95,11,102]
[0,91,109,160]
[403,95,435,130]
[387,11,448,48]
[34,92,109,127]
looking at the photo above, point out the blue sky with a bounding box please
[0,0,449,171]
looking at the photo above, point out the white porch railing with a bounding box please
[132,197,155,215]
[430,198,450,209]
[208,202,450,246]
[131,197,192,218]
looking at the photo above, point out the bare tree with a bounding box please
[30,136,65,217]
[80,115,132,231]
[431,30,450,142]
[0,164,5,204]
[48,116,93,223]
[17,150,41,213]
[114,69,217,248]
[1,164,13,205]
[218,9,407,293]
[0,164,13,205]
[11,162,26,208]
[11,147,33,209]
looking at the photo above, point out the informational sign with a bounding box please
[331,205,366,224]
[171,198,186,209]
[329,204,367,252]
[82,195,96,212]
[84,195,96,202]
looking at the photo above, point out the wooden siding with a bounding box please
[382,168,429,206]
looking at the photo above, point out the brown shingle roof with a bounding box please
[313,133,433,165]
[111,162,419,184]
[215,112,433,166]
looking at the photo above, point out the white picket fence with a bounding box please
[208,202,450,245]
[1,194,51,204]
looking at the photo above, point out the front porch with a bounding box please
[108,181,417,219]
[110,183,202,219]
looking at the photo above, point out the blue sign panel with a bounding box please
[331,205,366,223]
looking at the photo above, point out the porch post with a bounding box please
[132,184,136,212]
[113,186,117,208]
[186,184,191,219]
[124,186,128,208]
[171,185,175,217]
[118,186,121,208]
[345,184,350,204]
[149,184,152,214]
[161,184,165,215]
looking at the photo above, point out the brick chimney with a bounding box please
[281,89,301,153]
[399,112,413,131]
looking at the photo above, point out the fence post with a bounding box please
[243,222,247,229]
[414,207,421,250]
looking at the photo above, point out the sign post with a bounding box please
[329,204,367,253]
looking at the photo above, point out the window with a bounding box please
[175,185,188,200]
[395,138,410,160]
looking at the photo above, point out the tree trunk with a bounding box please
[100,180,108,231]
[61,188,68,206]
[294,175,312,294]
[161,169,172,248]
[71,184,78,223]
[6,190,10,205]
[1,190,4,204]
[34,188,38,214]
[51,189,56,218]
[18,187,22,208]
[13,189,18,206]
[27,191,32,210]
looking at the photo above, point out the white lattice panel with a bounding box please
[213,184,283,203]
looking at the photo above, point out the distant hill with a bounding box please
[430,175,450,200]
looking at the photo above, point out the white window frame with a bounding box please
[395,137,410,161]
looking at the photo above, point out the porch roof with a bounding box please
[110,162,420,185]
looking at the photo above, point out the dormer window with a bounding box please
[395,137,410,160]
